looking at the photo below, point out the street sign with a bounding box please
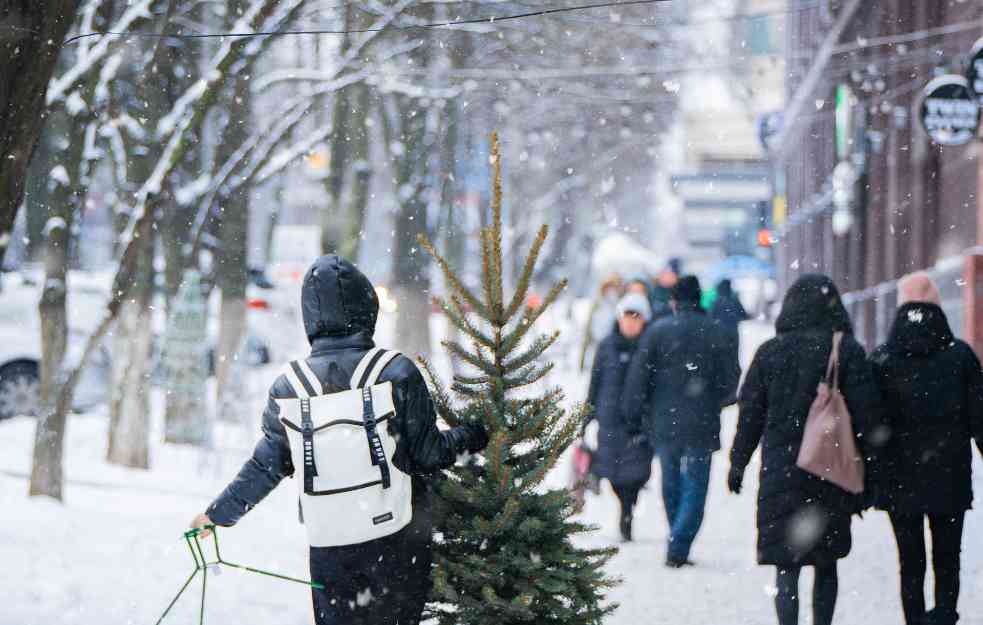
[966,36,983,105]
[918,75,980,146]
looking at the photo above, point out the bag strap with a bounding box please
[300,397,318,494]
[350,347,383,389]
[362,350,401,388]
[361,386,391,489]
[283,361,312,399]
[825,332,843,389]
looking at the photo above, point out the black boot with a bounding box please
[925,608,959,625]
[619,513,633,542]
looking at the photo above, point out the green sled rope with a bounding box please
[154,525,324,625]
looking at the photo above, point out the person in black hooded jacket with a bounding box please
[727,274,882,625]
[189,255,488,625]
[869,273,983,625]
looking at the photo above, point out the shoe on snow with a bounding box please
[664,558,694,569]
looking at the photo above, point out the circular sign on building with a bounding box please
[966,36,983,105]
[918,75,980,146]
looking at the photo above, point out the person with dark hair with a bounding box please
[727,274,883,625]
[869,272,983,625]
[622,275,740,567]
[188,255,488,625]
[585,292,655,542]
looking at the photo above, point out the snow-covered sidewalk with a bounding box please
[2,322,982,624]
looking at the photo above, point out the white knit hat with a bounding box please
[616,292,652,322]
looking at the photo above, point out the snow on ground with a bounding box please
[2,321,983,624]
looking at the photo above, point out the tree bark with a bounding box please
[337,82,371,261]
[29,215,70,499]
[106,217,154,468]
[320,3,353,255]
[213,29,251,420]
[0,2,76,266]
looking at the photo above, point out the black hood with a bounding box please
[775,274,852,335]
[301,255,379,343]
[885,302,954,356]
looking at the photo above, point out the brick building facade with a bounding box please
[775,0,983,353]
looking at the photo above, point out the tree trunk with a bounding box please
[213,38,251,420]
[106,297,153,468]
[107,218,154,468]
[29,215,70,499]
[338,82,371,261]
[0,2,76,266]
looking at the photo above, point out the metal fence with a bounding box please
[842,255,965,351]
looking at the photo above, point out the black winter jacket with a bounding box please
[869,302,983,516]
[586,325,654,486]
[622,304,740,453]
[206,255,482,529]
[729,274,883,566]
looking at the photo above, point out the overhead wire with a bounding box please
[61,0,671,45]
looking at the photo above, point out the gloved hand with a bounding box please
[463,423,490,454]
[727,465,744,494]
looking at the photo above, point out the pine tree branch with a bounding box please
[418,233,490,320]
[502,331,559,373]
[502,362,554,391]
[501,277,568,355]
[489,132,504,319]
[416,356,460,427]
[443,340,496,377]
[504,224,549,321]
[441,295,495,349]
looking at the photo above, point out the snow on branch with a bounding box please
[47,0,156,105]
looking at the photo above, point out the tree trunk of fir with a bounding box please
[0,2,76,266]
[29,216,70,499]
[106,220,154,469]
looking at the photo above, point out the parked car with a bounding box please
[0,271,113,420]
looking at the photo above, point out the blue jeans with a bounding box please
[659,447,712,562]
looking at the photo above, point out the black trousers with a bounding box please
[889,511,965,625]
[310,524,432,625]
[612,481,645,520]
[774,563,838,625]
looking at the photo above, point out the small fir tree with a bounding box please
[418,133,618,625]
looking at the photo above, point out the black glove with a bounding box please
[727,465,744,494]
[462,423,489,454]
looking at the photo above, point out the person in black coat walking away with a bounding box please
[727,274,882,625]
[585,292,655,542]
[622,276,740,567]
[869,273,983,625]
[711,278,750,400]
[189,256,488,625]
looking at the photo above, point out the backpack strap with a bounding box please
[361,386,391,489]
[350,347,383,390]
[352,348,401,490]
[300,396,318,494]
[294,359,324,396]
[283,361,312,399]
[362,350,401,388]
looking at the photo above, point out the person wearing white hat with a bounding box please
[584,292,654,542]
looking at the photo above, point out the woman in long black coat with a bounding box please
[869,273,983,625]
[727,274,882,625]
[586,292,654,542]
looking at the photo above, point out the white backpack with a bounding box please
[277,348,413,547]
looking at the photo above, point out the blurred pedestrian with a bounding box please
[579,274,624,371]
[711,278,750,382]
[869,273,983,625]
[727,274,883,625]
[623,276,740,566]
[584,292,655,542]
